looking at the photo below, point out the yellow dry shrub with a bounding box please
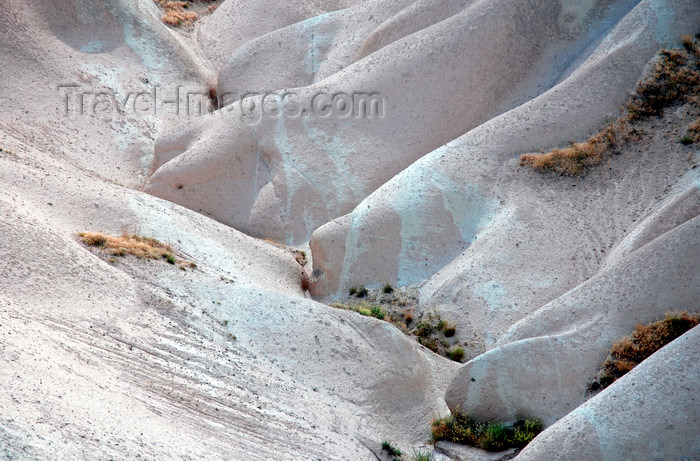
[521,38,699,176]
[155,0,197,27]
[79,231,175,260]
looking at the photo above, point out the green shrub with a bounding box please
[480,423,508,451]
[414,322,433,337]
[446,346,464,362]
[680,135,693,145]
[370,304,386,320]
[412,449,432,461]
[510,418,543,446]
[381,440,402,457]
[332,301,386,320]
[431,413,481,445]
[347,285,368,297]
[437,320,457,337]
[431,413,542,452]
[419,337,439,353]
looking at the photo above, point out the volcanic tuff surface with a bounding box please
[1,0,698,459]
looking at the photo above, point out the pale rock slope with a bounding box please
[147,0,654,243]
[197,0,370,70]
[445,213,700,424]
[308,0,698,300]
[150,0,699,452]
[1,0,458,459]
[515,325,700,461]
[2,0,700,459]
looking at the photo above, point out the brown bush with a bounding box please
[689,118,700,142]
[521,38,699,176]
[627,48,699,120]
[155,0,198,27]
[78,231,193,268]
[590,311,699,391]
[519,120,632,176]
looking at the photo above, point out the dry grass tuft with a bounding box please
[689,117,700,143]
[590,311,699,392]
[155,0,197,27]
[519,119,636,176]
[682,34,695,52]
[521,37,700,176]
[294,250,307,266]
[78,232,194,268]
[627,48,700,119]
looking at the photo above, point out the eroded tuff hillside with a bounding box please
[1,0,699,459]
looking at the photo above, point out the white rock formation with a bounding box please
[308,0,699,299]
[515,325,700,461]
[148,0,686,245]
[445,213,700,424]
[0,0,458,458]
[2,0,699,458]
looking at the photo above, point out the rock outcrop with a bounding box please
[2,0,699,458]
[515,325,700,461]
[444,211,700,424]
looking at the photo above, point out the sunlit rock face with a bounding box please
[308,0,699,303]
[514,325,700,461]
[147,0,669,245]
[445,215,700,424]
[4,0,700,458]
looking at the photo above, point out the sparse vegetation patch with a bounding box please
[331,300,387,320]
[349,285,368,298]
[156,1,197,26]
[589,311,699,392]
[78,231,195,269]
[520,38,699,176]
[431,413,542,452]
[154,0,219,27]
[627,47,699,119]
[381,440,402,458]
[331,290,467,362]
[294,250,307,266]
[445,346,464,362]
[411,449,432,461]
